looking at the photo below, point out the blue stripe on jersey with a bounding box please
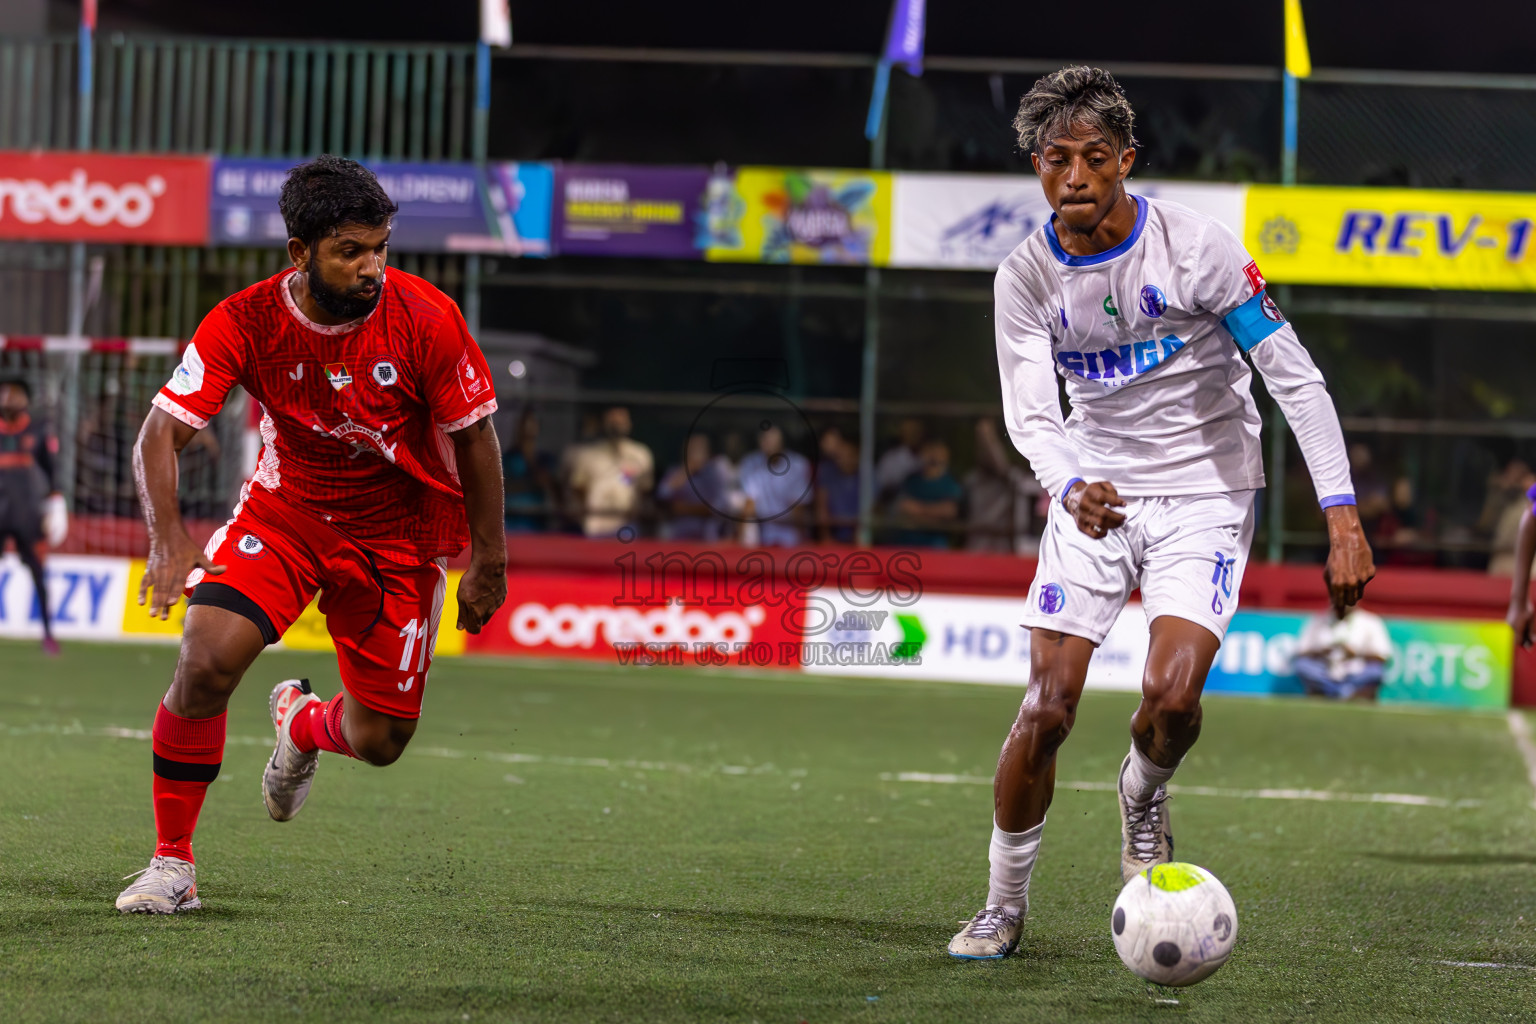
[1043,194,1149,267]
[1222,290,1285,352]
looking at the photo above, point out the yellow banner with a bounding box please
[121,559,466,657]
[707,167,891,265]
[1245,185,1536,292]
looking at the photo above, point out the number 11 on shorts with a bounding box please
[397,618,432,692]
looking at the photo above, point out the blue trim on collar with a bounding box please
[1043,195,1148,267]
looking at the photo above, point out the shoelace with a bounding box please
[1126,791,1169,860]
[963,909,1014,939]
[121,857,187,883]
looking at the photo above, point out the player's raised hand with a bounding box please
[455,558,507,634]
[1065,480,1127,540]
[139,531,224,621]
[1322,504,1375,615]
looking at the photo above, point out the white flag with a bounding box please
[480,0,512,48]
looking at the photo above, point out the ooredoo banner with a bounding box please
[552,164,708,258]
[890,174,1247,270]
[0,152,210,245]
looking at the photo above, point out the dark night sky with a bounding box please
[87,1,1536,76]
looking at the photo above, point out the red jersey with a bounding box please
[154,267,497,565]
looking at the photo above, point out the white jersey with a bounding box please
[995,195,1354,506]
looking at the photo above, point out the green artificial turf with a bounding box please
[2,639,1535,1022]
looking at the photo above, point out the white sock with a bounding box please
[1122,742,1178,812]
[986,818,1044,917]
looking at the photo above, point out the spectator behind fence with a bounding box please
[896,438,964,549]
[1504,480,1536,648]
[657,433,731,541]
[739,423,812,547]
[875,416,925,506]
[503,410,557,533]
[565,405,653,538]
[815,427,861,544]
[965,416,1042,554]
[1291,605,1393,701]
[1485,458,1536,576]
[1348,442,1391,543]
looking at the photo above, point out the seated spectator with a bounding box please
[565,405,654,538]
[1292,605,1393,701]
[815,427,861,544]
[503,410,557,534]
[964,417,1042,554]
[876,417,925,507]
[1486,458,1536,575]
[896,439,964,549]
[739,423,812,547]
[657,433,731,541]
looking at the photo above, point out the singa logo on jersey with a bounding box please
[235,533,265,558]
[325,362,352,391]
[370,359,399,387]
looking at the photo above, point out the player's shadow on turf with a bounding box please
[1361,851,1536,866]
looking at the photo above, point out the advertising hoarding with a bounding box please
[0,152,210,245]
[552,164,709,258]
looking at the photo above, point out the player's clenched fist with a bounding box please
[456,559,507,634]
[1064,480,1127,540]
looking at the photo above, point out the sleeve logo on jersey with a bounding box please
[457,351,490,403]
[167,342,205,396]
[369,358,399,388]
[1138,284,1167,319]
[1243,260,1266,295]
[325,362,353,391]
[235,533,265,558]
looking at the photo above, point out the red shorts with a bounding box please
[187,488,448,719]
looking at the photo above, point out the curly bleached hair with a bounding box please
[1013,66,1137,156]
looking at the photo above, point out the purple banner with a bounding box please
[884,0,925,74]
[552,164,709,259]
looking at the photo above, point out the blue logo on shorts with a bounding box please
[1039,583,1065,615]
[1139,285,1167,319]
[1210,552,1235,614]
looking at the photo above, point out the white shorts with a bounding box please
[1021,490,1256,645]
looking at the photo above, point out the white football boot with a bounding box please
[116,855,201,914]
[263,678,322,822]
[947,907,1023,960]
[1117,754,1174,884]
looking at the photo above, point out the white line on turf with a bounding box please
[878,772,1480,808]
[1436,960,1536,971]
[1504,711,1536,810]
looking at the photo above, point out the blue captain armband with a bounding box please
[1221,290,1286,352]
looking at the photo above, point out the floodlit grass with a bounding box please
[2,639,1534,1022]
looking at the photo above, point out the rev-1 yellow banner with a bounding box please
[1244,185,1536,292]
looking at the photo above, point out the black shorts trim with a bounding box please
[187,581,279,646]
[152,753,222,783]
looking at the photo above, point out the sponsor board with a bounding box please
[464,572,805,666]
[1213,609,1511,709]
[0,152,210,245]
[552,164,709,258]
[0,554,129,640]
[707,167,892,266]
[801,590,1149,690]
[210,158,554,255]
[890,175,1246,270]
[1245,184,1536,292]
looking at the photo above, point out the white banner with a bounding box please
[800,589,1150,690]
[0,554,130,640]
[890,173,1247,271]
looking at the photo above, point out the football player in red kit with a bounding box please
[117,156,507,914]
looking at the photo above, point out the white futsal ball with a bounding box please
[1111,862,1238,986]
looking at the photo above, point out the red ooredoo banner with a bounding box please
[0,152,211,244]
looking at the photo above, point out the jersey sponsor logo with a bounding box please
[235,533,265,558]
[1055,335,1186,388]
[1138,284,1166,318]
[319,417,399,463]
[1261,294,1285,323]
[370,358,399,388]
[325,362,352,391]
[1038,583,1065,615]
[167,342,205,396]
[1101,293,1119,317]
[1243,260,1267,294]
[457,351,489,403]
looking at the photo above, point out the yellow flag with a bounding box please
[1285,0,1312,78]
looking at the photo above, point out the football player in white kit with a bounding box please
[948,66,1377,960]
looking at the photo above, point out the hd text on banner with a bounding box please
[210,158,554,255]
[1245,184,1536,291]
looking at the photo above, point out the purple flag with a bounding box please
[884,0,926,75]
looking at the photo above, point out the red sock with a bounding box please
[151,704,226,863]
[288,693,360,759]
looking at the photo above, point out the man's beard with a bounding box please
[308,263,383,320]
